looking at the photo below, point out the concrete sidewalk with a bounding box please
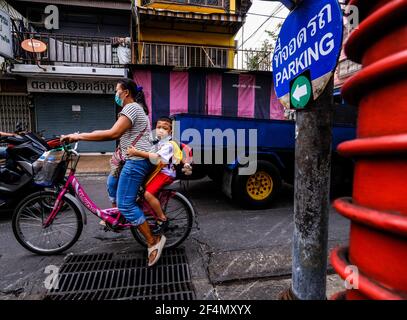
[75,154,111,174]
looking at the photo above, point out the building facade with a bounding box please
[334,23,362,91]
[3,0,282,153]
[1,0,31,139]
[133,0,252,69]
[2,0,294,153]
[130,0,286,125]
[4,0,131,152]
[1,1,362,153]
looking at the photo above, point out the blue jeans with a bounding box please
[117,159,152,226]
[107,174,119,204]
[0,147,7,159]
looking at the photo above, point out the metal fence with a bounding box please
[12,31,123,67]
[234,48,273,72]
[135,42,273,71]
[0,94,32,141]
[141,0,225,8]
[11,32,273,71]
[137,42,230,68]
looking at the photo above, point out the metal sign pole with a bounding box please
[270,0,343,300]
[292,77,334,299]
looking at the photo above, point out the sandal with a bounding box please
[147,235,166,267]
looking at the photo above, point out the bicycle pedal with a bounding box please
[103,224,121,233]
[102,225,111,232]
[152,219,169,235]
[152,226,168,236]
[152,229,162,236]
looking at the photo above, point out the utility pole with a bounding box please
[270,0,343,299]
[292,78,334,299]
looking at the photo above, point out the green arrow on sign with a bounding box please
[290,75,312,109]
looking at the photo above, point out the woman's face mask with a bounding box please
[115,85,129,107]
[115,92,123,107]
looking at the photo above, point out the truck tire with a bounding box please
[232,160,282,209]
[207,166,224,185]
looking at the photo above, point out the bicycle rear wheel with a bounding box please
[12,191,83,255]
[131,191,194,249]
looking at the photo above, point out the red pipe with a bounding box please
[331,247,406,300]
[333,199,407,237]
[330,0,407,300]
[337,134,407,157]
[345,0,407,64]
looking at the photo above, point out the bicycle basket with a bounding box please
[33,148,67,187]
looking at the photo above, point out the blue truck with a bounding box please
[172,95,357,209]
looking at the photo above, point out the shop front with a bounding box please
[28,78,117,153]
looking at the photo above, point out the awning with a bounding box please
[135,6,244,29]
[9,0,131,10]
[10,64,127,79]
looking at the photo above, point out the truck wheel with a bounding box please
[233,160,282,209]
[208,166,224,185]
[208,172,222,185]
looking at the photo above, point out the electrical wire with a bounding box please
[239,4,285,49]
[246,12,286,19]
[237,3,284,50]
[250,12,281,49]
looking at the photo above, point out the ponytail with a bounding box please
[135,90,149,116]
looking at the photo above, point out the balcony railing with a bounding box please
[12,31,124,67]
[134,42,274,71]
[136,42,230,68]
[236,48,273,72]
[141,0,226,9]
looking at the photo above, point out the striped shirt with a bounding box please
[119,102,152,160]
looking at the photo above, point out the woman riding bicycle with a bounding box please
[61,78,166,267]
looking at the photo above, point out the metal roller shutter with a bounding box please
[35,93,116,153]
[0,94,32,133]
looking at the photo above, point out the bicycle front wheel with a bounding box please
[131,191,194,249]
[12,191,83,255]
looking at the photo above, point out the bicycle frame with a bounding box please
[43,169,126,228]
[43,146,176,229]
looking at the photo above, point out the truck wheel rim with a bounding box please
[246,171,273,201]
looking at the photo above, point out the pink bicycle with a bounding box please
[12,143,195,255]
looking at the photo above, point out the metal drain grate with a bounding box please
[45,248,195,300]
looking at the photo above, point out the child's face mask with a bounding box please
[156,121,172,140]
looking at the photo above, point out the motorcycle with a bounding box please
[0,123,62,212]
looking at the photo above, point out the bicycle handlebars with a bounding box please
[60,132,80,155]
[61,141,79,155]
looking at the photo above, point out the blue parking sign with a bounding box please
[272,0,343,108]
